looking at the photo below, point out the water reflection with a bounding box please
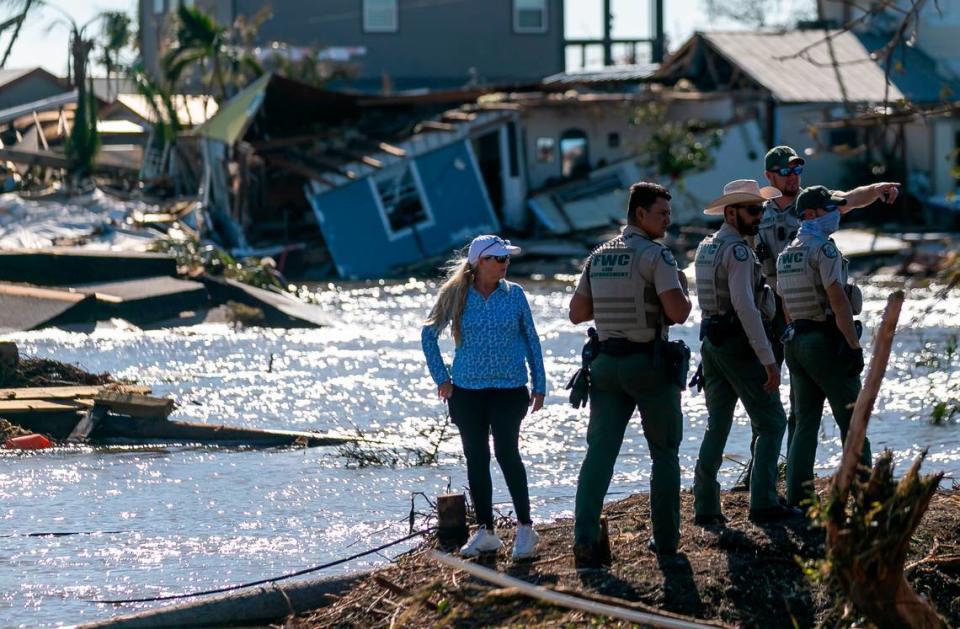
[0,278,957,626]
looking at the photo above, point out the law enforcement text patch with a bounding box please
[822,242,838,259]
[660,248,677,267]
[589,251,633,279]
[733,243,750,262]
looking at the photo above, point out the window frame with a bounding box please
[363,0,399,34]
[370,162,435,241]
[513,0,548,34]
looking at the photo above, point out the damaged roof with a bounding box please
[657,30,905,104]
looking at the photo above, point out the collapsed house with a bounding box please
[191,68,776,278]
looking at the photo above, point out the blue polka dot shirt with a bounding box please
[421,280,546,395]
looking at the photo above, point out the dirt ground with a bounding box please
[290,480,960,628]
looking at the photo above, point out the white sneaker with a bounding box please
[459,525,502,557]
[511,524,539,560]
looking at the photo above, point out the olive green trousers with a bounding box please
[784,329,871,506]
[574,352,683,553]
[694,338,786,515]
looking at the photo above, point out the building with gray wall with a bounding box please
[140,0,565,91]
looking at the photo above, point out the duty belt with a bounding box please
[598,338,654,356]
[791,318,835,335]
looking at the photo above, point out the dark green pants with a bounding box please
[694,338,786,515]
[746,297,796,475]
[785,330,871,505]
[574,352,682,553]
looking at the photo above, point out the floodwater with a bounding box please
[1,278,958,627]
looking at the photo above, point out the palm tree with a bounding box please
[162,4,263,103]
[0,0,39,68]
[99,10,131,100]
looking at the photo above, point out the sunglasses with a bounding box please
[769,165,803,177]
[483,255,510,263]
[732,204,764,216]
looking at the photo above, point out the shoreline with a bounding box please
[291,480,960,627]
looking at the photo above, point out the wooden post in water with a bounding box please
[437,493,468,548]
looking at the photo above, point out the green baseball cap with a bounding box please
[795,185,847,213]
[764,145,805,171]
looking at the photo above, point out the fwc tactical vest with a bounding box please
[777,236,863,321]
[588,233,666,342]
[695,232,771,318]
[756,201,800,278]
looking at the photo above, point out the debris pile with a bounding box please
[290,484,960,628]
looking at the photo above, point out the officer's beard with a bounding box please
[734,211,760,236]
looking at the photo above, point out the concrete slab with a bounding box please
[202,276,331,328]
[72,276,209,324]
[0,283,98,331]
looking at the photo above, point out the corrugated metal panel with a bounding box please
[703,30,904,103]
[542,64,659,85]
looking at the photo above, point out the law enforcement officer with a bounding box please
[569,182,692,562]
[692,179,798,525]
[777,185,887,506]
[738,146,900,485]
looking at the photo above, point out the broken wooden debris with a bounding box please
[92,391,175,420]
[67,405,109,442]
[0,385,152,401]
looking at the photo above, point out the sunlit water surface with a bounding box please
[1,278,957,627]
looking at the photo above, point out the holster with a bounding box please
[661,339,691,389]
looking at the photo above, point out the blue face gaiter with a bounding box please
[798,210,841,238]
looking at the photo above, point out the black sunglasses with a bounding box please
[483,255,510,263]
[732,204,764,216]
[769,165,803,177]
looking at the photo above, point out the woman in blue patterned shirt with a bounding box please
[421,234,547,561]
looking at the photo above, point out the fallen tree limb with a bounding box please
[821,291,947,628]
[431,551,728,629]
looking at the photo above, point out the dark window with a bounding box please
[514,0,547,33]
[607,132,620,148]
[364,0,398,33]
[376,166,428,234]
[536,137,555,163]
[829,128,857,149]
[507,122,519,177]
[560,129,589,178]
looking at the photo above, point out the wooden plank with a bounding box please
[0,283,87,303]
[0,385,151,401]
[0,399,87,412]
[378,142,406,157]
[92,391,174,419]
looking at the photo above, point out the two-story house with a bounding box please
[140,0,565,91]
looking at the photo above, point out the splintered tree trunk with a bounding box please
[826,291,946,628]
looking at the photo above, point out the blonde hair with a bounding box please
[425,253,473,347]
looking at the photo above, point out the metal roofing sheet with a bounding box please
[703,30,904,103]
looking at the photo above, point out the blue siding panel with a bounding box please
[308,179,421,278]
[308,140,500,279]
[414,141,499,256]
